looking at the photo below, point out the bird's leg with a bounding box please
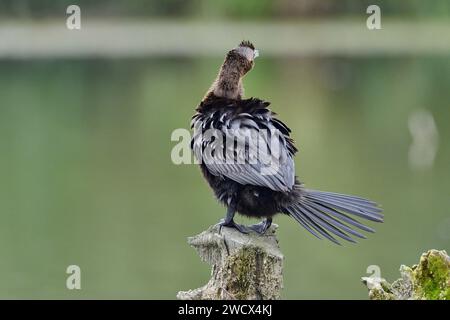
[218,205,249,234]
[248,217,272,235]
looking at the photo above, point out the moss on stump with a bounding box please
[362,249,450,300]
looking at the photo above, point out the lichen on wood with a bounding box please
[362,249,450,300]
[177,224,284,300]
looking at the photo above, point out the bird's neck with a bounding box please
[209,64,244,100]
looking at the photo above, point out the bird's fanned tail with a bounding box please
[284,189,383,245]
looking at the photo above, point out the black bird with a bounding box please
[190,41,383,244]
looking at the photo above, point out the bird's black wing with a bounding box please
[191,98,297,192]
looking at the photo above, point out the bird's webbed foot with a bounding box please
[218,218,249,234]
[248,218,272,235]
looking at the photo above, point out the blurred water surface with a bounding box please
[0,57,449,298]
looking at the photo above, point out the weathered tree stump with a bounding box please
[362,249,450,300]
[177,224,284,300]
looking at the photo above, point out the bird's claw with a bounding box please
[218,219,249,234]
[248,219,272,235]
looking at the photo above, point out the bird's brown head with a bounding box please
[206,41,259,100]
[224,40,259,77]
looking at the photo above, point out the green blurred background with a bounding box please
[0,0,449,299]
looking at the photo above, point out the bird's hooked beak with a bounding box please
[253,49,260,59]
